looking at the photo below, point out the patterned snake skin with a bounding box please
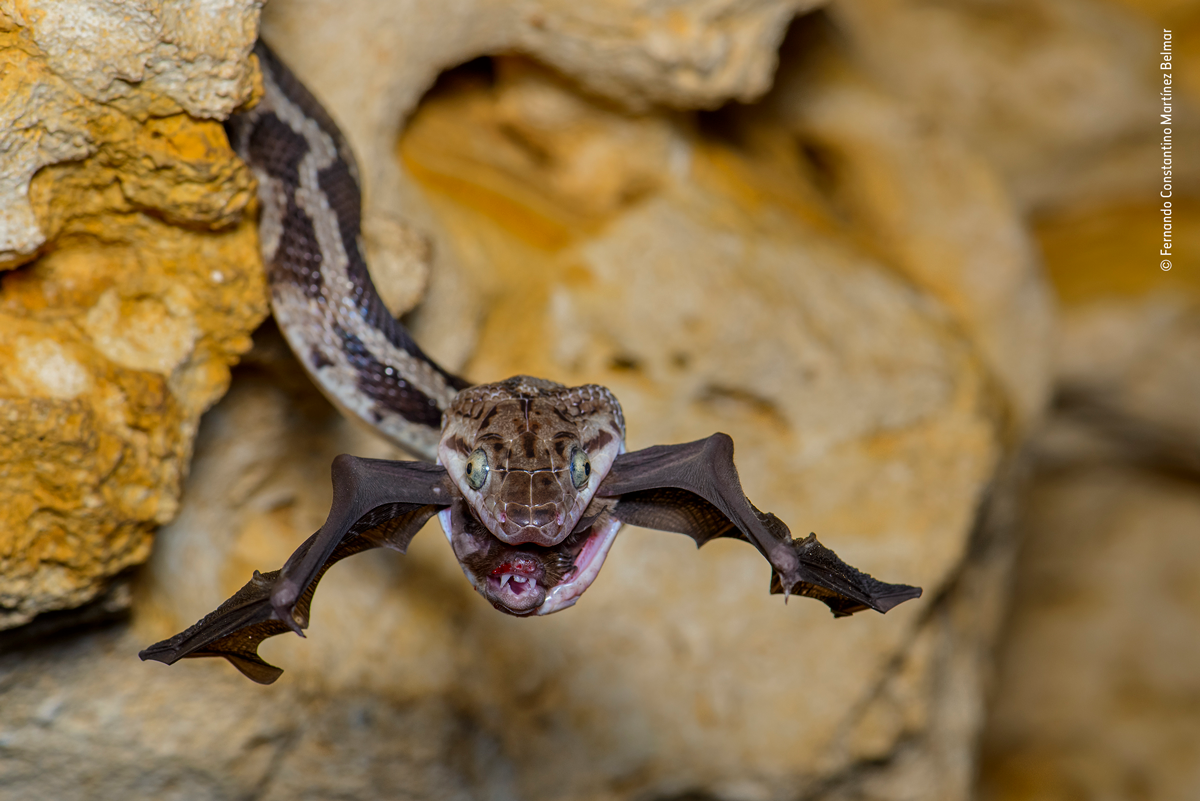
[226,43,473,460]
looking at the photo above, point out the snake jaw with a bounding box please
[436,436,621,616]
[438,493,623,616]
[537,511,623,615]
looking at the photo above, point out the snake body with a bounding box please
[228,42,627,615]
[226,43,470,459]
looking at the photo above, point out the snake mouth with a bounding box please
[536,513,621,615]
[440,503,622,616]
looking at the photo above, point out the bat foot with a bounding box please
[769,533,922,617]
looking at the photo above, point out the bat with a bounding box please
[140,434,921,684]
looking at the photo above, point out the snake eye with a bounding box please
[569,447,591,489]
[465,449,489,491]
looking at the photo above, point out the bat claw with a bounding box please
[272,603,306,637]
[768,533,922,617]
[603,435,922,618]
[136,458,446,682]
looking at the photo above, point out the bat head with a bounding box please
[437,376,625,615]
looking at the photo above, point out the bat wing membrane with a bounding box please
[598,434,921,616]
[139,456,451,683]
[141,436,921,685]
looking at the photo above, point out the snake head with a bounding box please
[437,376,625,615]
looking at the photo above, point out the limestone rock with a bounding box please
[1037,197,1200,304]
[1057,295,1200,439]
[0,0,262,266]
[130,12,1033,800]
[766,17,1054,428]
[0,0,267,628]
[977,296,1200,801]
[979,463,1200,801]
[831,0,1199,213]
[513,0,822,110]
[0,622,485,801]
[1,1,1069,800]
[973,43,1200,789]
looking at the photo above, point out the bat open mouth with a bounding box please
[484,551,548,613]
[440,502,622,616]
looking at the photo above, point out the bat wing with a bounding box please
[139,455,453,684]
[597,434,922,617]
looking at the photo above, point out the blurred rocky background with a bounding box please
[0,0,1195,799]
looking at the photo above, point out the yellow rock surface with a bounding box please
[16,0,1182,799]
[980,291,1200,801]
[0,4,266,628]
[1038,199,1200,303]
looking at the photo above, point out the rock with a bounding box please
[1057,295,1200,438]
[765,16,1055,428]
[1,1,1071,800]
[0,0,262,266]
[974,37,1200,793]
[978,462,1200,801]
[131,10,1033,800]
[0,621,489,801]
[830,0,1199,214]
[1037,197,1200,305]
[977,294,1200,801]
[0,0,267,628]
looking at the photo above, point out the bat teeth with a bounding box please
[498,573,530,591]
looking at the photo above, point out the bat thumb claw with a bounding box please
[283,614,306,637]
[271,600,307,637]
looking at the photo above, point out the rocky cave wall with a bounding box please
[0,0,1195,800]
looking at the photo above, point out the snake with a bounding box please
[225,42,628,616]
